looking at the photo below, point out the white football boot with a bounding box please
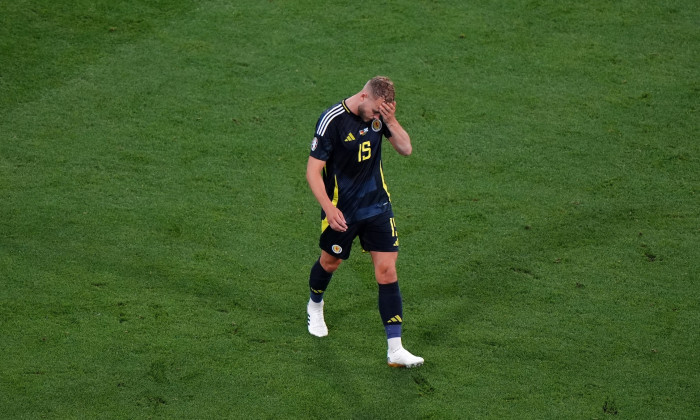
[307,300,328,337]
[387,347,424,368]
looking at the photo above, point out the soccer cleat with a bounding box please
[307,300,328,337]
[387,348,424,368]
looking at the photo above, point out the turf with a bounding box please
[1,0,698,418]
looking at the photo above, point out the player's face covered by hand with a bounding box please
[358,94,386,122]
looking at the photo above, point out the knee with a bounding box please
[375,263,397,285]
[319,253,342,273]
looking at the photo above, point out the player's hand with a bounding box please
[379,101,397,124]
[325,206,348,232]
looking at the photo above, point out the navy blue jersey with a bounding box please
[310,100,393,225]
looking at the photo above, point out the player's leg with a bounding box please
[371,252,402,347]
[371,251,402,345]
[309,250,342,303]
[370,251,423,367]
[306,251,340,337]
[307,226,354,337]
[362,213,423,368]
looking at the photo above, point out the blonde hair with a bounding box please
[366,76,395,103]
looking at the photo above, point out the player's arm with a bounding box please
[380,101,412,156]
[306,156,348,232]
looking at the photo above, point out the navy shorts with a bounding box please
[319,210,399,260]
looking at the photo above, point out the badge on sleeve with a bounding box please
[371,119,382,132]
[311,137,319,151]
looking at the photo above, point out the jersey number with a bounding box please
[358,141,371,162]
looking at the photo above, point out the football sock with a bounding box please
[378,282,403,339]
[388,337,403,353]
[309,259,333,303]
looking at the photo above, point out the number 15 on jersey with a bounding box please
[358,141,371,162]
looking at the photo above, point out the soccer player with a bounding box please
[305,76,424,368]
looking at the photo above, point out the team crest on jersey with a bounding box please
[311,137,319,151]
[371,119,382,132]
[359,127,368,136]
[331,244,342,254]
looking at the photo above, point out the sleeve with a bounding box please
[309,117,333,161]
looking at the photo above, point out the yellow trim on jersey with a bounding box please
[321,175,340,232]
[380,163,391,202]
[332,176,339,205]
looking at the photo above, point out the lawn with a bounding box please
[1,0,698,418]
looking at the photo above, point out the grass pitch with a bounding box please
[1,0,698,418]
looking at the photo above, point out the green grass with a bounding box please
[1,0,698,418]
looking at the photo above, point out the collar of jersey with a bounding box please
[341,99,361,120]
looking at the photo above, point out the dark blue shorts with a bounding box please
[319,210,399,260]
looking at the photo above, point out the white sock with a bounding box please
[388,337,403,353]
[308,299,323,309]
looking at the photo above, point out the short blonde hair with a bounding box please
[366,76,395,103]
